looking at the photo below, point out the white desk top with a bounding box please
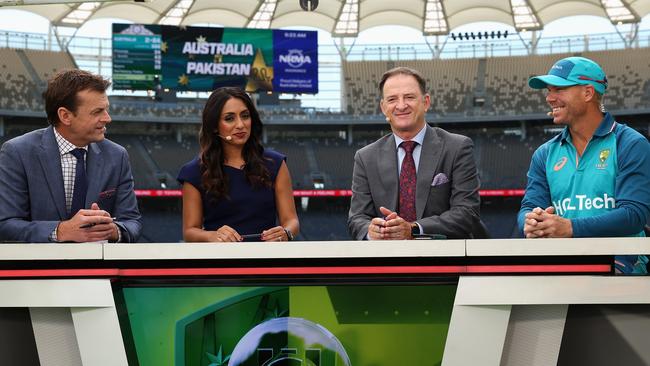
[103,240,466,260]
[0,238,648,261]
[0,243,103,260]
[466,237,650,256]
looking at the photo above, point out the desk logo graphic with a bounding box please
[553,156,568,171]
[229,317,350,366]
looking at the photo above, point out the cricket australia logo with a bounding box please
[596,149,610,170]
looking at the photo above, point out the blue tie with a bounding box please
[70,148,87,218]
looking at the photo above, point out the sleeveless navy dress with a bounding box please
[177,149,286,240]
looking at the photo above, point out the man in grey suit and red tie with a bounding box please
[348,67,481,240]
[0,69,142,243]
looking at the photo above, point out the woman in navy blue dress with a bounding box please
[177,87,299,242]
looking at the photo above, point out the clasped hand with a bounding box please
[367,206,412,240]
[523,206,573,238]
[57,203,118,242]
[210,225,289,242]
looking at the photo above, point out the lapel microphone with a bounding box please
[217,135,232,141]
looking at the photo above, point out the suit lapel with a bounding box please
[377,136,399,212]
[38,127,67,219]
[416,125,441,219]
[85,142,105,209]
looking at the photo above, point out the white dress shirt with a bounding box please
[393,124,427,176]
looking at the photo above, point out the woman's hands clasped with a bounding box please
[209,225,291,242]
[261,226,290,241]
[210,225,243,242]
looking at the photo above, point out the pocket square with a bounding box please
[99,188,116,199]
[431,173,449,186]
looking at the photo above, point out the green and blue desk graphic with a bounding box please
[121,285,455,366]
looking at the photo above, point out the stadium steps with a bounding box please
[303,141,322,184]
[14,49,45,88]
[136,137,176,188]
[472,58,487,113]
[476,58,487,93]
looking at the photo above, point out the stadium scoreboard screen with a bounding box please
[112,23,318,94]
[112,24,162,90]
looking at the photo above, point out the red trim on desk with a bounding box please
[466,264,611,273]
[0,269,120,278]
[0,266,465,278]
[118,266,468,276]
[0,264,610,278]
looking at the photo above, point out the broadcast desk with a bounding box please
[0,238,649,366]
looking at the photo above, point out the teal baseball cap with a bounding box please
[528,56,608,95]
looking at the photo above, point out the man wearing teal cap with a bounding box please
[518,56,650,274]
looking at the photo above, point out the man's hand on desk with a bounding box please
[524,206,573,238]
[57,203,118,242]
[367,206,412,240]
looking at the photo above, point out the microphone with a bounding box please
[217,135,232,141]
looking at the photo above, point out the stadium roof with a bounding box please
[3,0,650,36]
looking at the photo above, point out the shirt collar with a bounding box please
[53,127,88,156]
[559,112,616,145]
[593,112,616,137]
[393,124,427,149]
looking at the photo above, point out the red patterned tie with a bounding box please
[399,141,417,222]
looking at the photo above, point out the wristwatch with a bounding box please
[410,222,420,238]
[284,228,294,241]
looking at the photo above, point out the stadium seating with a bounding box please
[4,46,647,120]
[483,53,571,116]
[296,198,351,240]
[266,138,313,188]
[138,134,198,188]
[2,46,649,242]
[109,99,204,121]
[342,58,479,116]
[584,49,650,111]
[138,199,183,243]
[0,48,41,111]
[342,48,650,117]
[109,134,162,188]
[21,49,75,83]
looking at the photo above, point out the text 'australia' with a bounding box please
[182,42,254,56]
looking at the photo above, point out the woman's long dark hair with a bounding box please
[199,87,271,201]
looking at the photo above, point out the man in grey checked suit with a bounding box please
[0,69,142,243]
[348,67,481,240]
